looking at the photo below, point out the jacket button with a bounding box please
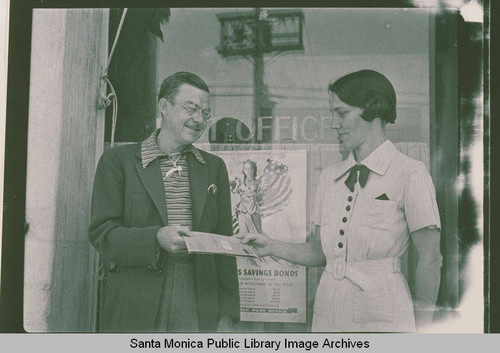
[342,217,347,223]
[338,242,344,249]
[339,229,344,235]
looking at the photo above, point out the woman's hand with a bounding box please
[236,226,326,267]
[235,232,273,257]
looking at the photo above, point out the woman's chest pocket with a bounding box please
[358,199,398,231]
[124,192,152,228]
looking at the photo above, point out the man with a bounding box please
[89,72,239,332]
[239,70,442,332]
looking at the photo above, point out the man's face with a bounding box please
[329,92,373,151]
[160,84,210,148]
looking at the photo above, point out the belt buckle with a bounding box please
[332,257,346,280]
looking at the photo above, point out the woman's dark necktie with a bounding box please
[344,165,370,192]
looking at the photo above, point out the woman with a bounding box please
[231,160,262,234]
[239,70,443,332]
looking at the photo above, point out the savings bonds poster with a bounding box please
[214,150,307,323]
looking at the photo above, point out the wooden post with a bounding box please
[24,9,108,332]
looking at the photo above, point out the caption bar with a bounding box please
[130,337,370,350]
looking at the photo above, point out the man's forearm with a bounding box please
[90,221,161,267]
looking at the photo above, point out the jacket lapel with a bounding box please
[188,152,208,230]
[135,158,169,226]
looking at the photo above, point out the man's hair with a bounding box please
[158,71,210,101]
[328,70,397,124]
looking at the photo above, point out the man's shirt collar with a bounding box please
[333,139,397,180]
[141,129,205,169]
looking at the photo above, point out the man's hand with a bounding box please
[216,314,235,332]
[156,225,192,253]
[235,232,273,257]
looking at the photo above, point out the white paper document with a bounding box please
[185,232,259,258]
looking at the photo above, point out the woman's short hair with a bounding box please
[328,70,397,124]
[158,72,209,101]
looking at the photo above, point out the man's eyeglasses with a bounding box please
[166,98,211,122]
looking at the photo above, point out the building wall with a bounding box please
[24,9,108,332]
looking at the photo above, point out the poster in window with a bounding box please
[214,149,308,323]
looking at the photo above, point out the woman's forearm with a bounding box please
[413,256,442,328]
[411,228,443,329]
[269,239,326,267]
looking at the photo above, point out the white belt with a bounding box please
[325,257,401,291]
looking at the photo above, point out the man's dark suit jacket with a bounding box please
[89,144,240,332]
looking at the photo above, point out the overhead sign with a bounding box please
[216,9,304,57]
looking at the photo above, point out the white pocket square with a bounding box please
[208,184,217,194]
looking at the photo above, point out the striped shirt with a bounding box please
[141,129,205,227]
[142,129,204,330]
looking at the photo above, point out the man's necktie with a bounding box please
[344,165,370,192]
